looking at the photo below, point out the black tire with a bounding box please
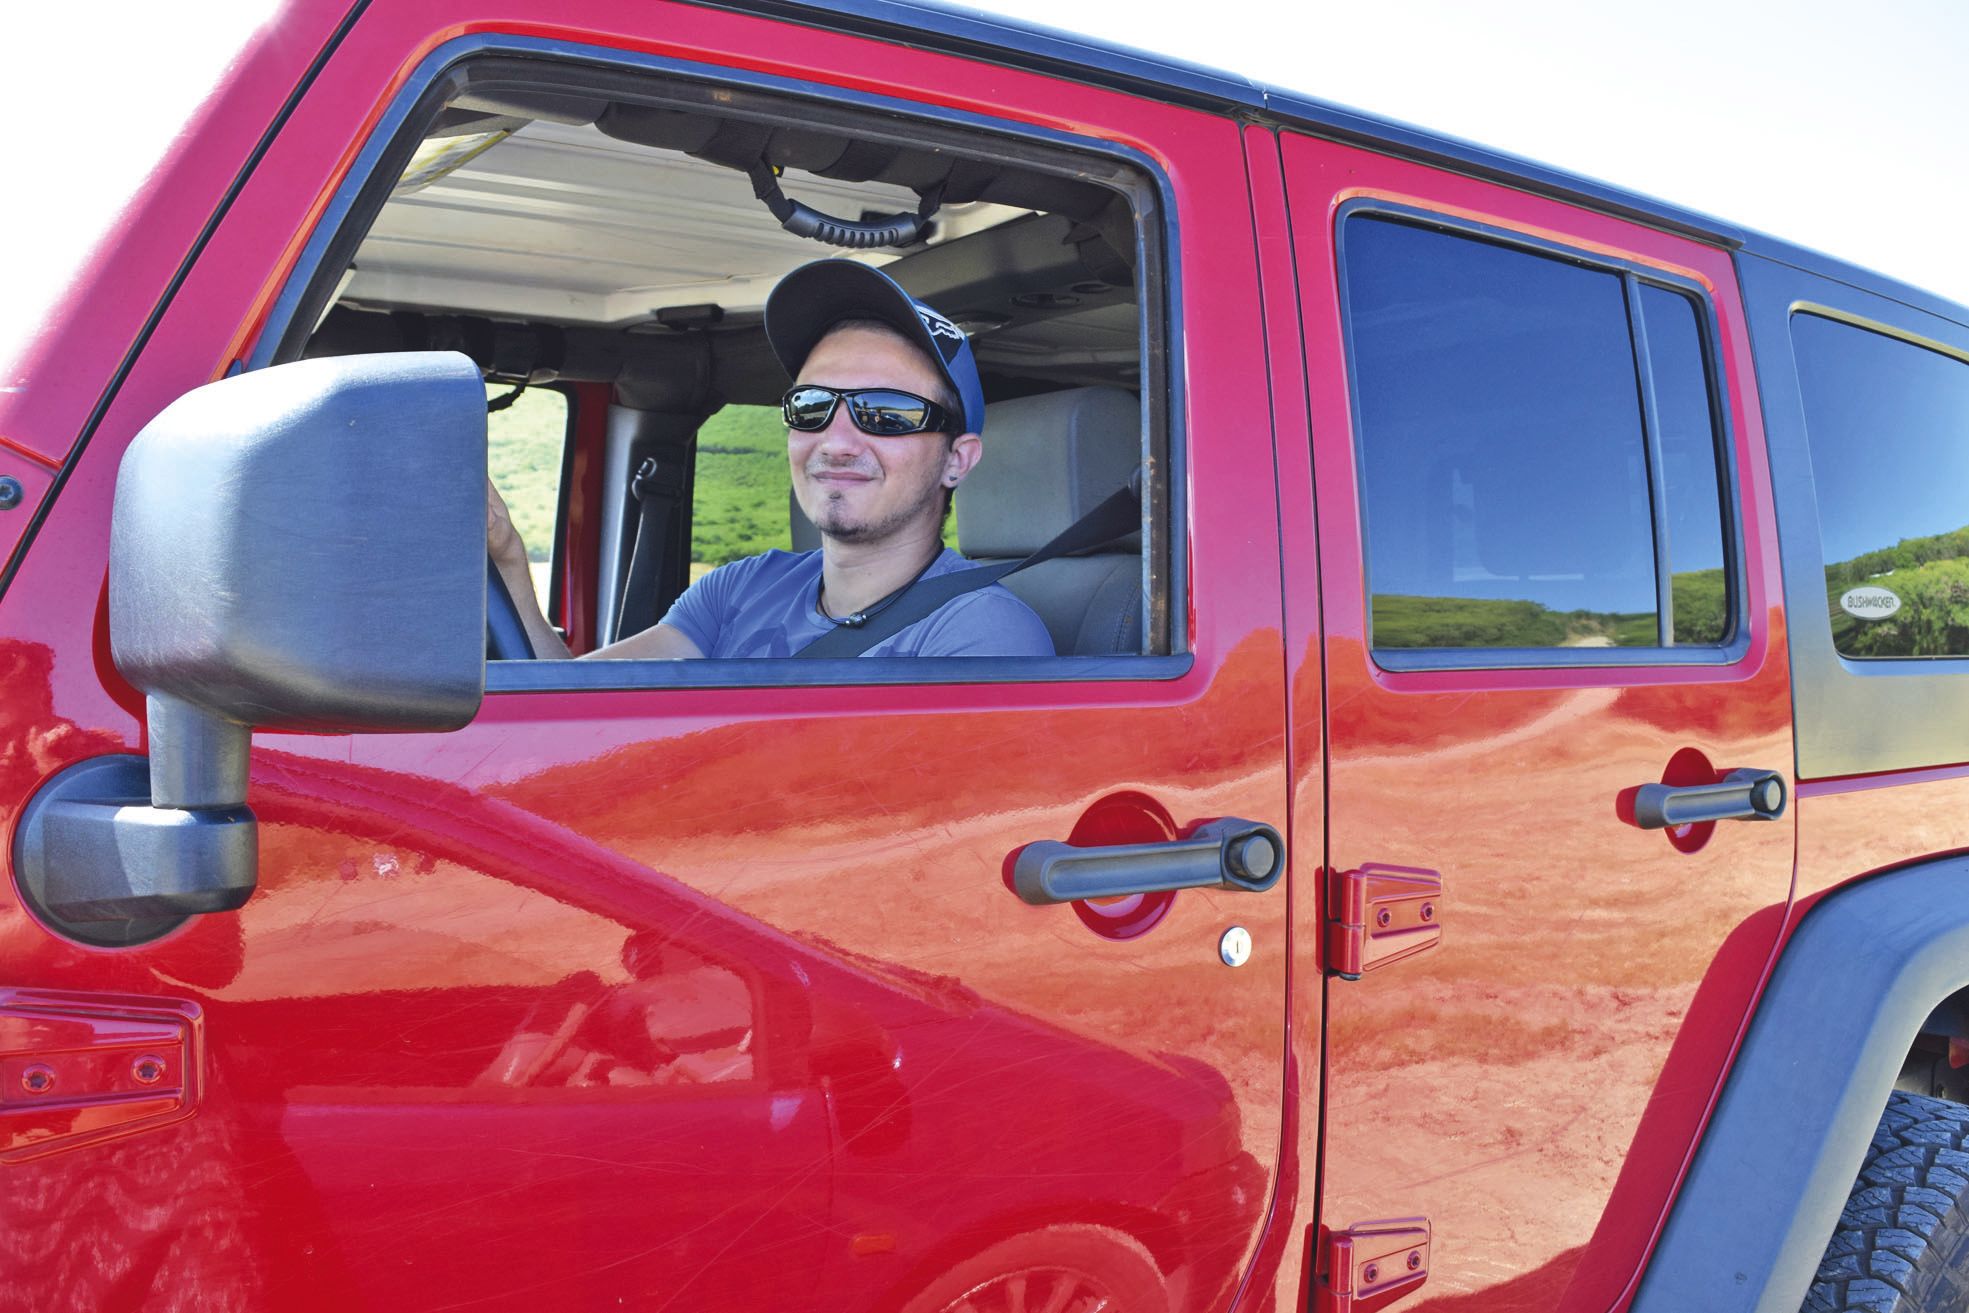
[1805,1089,1969,1311]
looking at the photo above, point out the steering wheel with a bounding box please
[486,558,536,660]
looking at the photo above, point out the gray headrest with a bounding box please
[956,386,1139,558]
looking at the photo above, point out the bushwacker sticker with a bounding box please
[1841,586,1903,620]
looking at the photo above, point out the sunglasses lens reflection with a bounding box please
[782,387,838,431]
[848,392,932,435]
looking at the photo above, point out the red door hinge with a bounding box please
[1318,1218,1431,1313]
[1326,864,1442,980]
[0,990,203,1162]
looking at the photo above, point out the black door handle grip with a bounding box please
[1633,768,1787,829]
[1013,818,1284,906]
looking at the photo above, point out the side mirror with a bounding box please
[13,352,488,944]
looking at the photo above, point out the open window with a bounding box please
[272,52,1173,682]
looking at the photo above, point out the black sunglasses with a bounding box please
[781,386,957,437]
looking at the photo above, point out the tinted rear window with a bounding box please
[1794,313,1969,658]
[1342,216,1730,654]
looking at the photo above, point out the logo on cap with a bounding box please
[916,303,964,350]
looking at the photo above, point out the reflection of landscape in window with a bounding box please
[1372,595,1653,649]
[1824,525,1969,658]
[1671,568,1728,644]
[1372,565,1725,650]
[1345,218,1733,657]
[1792,314,1969,658]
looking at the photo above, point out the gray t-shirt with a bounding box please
[661,548,1054,658]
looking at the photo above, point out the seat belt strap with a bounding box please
[614,448,689,641]
[794,480,1140,659]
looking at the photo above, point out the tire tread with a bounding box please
[1805,1091,1969,1312]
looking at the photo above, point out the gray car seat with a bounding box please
[957,386,1142,655]
[788,385,1143,654]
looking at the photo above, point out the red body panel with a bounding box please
[558,380,610,654]
[1279,133,1797,1310]
[0,446,55,584]
[16,1,1950,1309]
[0,3,1298,1309]
[1237,120,1324,1313]
[1795,770,1969,906]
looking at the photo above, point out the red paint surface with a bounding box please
[1785,765,1969,960]
[18,2,1956,1308]
[558,380,610,654]
[0,3,1295,1308]
[1795,772,1969,906]
[1796,761,1969,798]
[0,449,55,583]
[1233,119,1322,1313]
[1280,132,1797,1312]
[1790,763,1969,916]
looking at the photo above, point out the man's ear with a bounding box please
[944,433,983,486]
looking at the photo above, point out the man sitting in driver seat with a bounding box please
[487,259,1054,658]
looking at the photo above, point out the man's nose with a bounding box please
[812,404,869,455]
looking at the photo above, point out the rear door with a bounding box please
[0,6,1294,1310]
[1279,134,1796,1309]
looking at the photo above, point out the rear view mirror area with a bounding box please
[13,353,489,945]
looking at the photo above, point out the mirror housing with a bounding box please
[14,352,488,944]
[111,350,488,737]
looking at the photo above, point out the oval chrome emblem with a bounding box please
[1840,586,1903,620]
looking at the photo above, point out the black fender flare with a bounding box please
[1635,855,1969,1312]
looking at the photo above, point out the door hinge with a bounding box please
[1318,1218,1431,1313]
[0,990,203,1162]
[1327,864,1442,980]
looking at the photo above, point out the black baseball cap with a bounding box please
[764,259,986,436]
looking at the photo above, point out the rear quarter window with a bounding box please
[1793,313,1969,658]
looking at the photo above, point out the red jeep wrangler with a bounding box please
[3,4,1966,1312]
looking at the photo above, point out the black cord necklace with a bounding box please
[816,549,942,629]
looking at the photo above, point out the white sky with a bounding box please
[979,0,1969,305]
[3,0,1964,371]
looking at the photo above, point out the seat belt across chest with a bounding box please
[794,479,1140,659]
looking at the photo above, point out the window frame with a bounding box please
[249,33,1191,691]
[1335,199,1749,673]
